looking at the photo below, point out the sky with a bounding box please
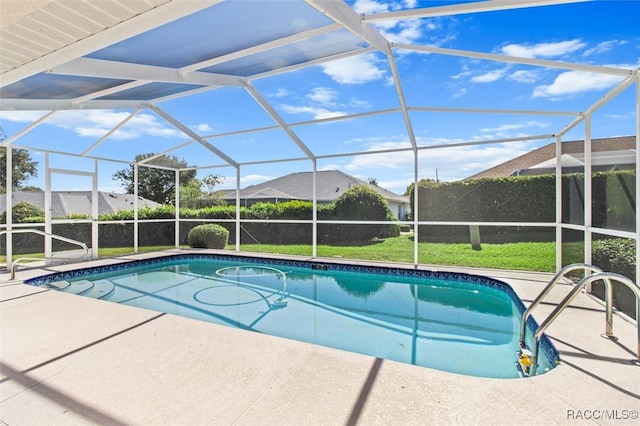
[1,0,639,196]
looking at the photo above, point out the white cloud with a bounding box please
[192,123,213,133]
[480,121,547,133]
[604,112,633,120]
[583,40,627,56]
[452,87,467,98]
[270,87,292,98]
[508,70,539,83]
[352,0,424,45]
[351,0,389,15]
[330,137,538,192]
[471,68,508,83]
[344,141,414,172]
[477,121,548,140]
[320,53,387,85]
[380,19,423,44]
[307,87,338,105]
[0,110,51,123]
[280,104,346,120]
[0,110,183,141]
[500,39,586,59]
[350,98,372,109]
[532,70,625,99]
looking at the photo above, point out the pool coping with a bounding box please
[2,249,639,425]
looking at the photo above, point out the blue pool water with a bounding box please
[26,254,558,378]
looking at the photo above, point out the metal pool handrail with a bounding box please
[519,263,603,346]
[0,229,90,280]
[530,272,640,375]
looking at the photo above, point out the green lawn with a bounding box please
[236,234,557,272]
[1,236,558,272]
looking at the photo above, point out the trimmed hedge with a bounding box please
[96,186,399,245]
[0,186,400,253]
[411,170,635,242]
[592,238,635,280]
[591,238,637,319]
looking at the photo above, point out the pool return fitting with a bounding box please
[518,263,640,376]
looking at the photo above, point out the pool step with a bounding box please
[84,279,115,299]
[47,279,115,299]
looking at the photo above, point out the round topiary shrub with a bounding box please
[187,224,229,249]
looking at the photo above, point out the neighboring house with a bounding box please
[468,136,636,179]
[224,170,410,220]
[0,191,160,218]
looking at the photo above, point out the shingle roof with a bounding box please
[224,170,409,204]
[0,191,160,217]
[467,136,636,179]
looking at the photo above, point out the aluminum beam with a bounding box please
[1,0,223,87]
[363,0,590,22]
[393,43,634,77]
[51,58,245,87]
[147,104,239,168]
[304,0,391,54]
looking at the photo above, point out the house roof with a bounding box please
[224,170,409,204]
[467,136,637,179]
[0,191,160,217]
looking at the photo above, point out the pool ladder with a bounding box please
[1,229,90,280]
[518,263,640,376]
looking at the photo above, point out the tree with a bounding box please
[179,178,204,208]
[1,124,39,192]
[201,173,224,195]
[113,153,197,204]
[19,185,43,192]
[179,173,226,208]
[0,148,39,193]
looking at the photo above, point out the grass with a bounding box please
[1,236,558,272]
[235,234,557,272]
[0,245,183,264]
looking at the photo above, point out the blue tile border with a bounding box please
[25,252,559,366]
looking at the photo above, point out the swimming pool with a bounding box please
[26,254,558,379]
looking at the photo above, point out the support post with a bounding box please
[134,164,139,253]
[92,159,99,258]
[312,160,317,258]
[236,166,241,252]
[5,147,12,270]
[44,153,52,259]
[175,169,180,248]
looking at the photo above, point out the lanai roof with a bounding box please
[0,0,638,178]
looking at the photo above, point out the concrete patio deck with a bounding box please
[1,250,639,425]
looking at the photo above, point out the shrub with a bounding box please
[187,224,229,249]
[0,201,45,223]
[592,238,635,279]
[591,238,637,319]
[329,185,392,243]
